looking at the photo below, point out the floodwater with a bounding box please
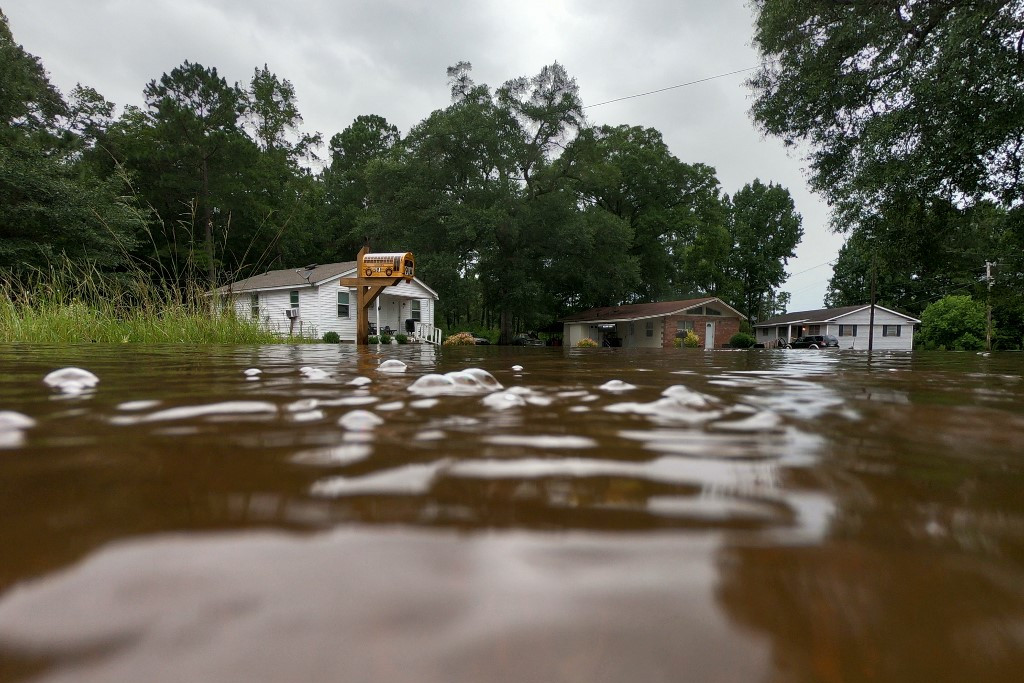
[1,344,1024,682]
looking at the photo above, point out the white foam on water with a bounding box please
[337,410,384,431]
[408,369,502,397]
[710,411,782,433]
[286,399,320,412]
[481,391,527,410]
[300,367,331,380]
[42,367,99,395]
[290,444,371,466]
[290,410,325,422]
[347,376,372,386]
[110,401,278,424]
[311,462,445,497]
[0,411,34,449]
[410,398,439,409]
[415,430,446,441]
[377,360,408,373]
[599,380,637,393]
[376,401,405,411]
[511,365,524,371]
[243,368,262,377]
[484,435,597,449]
[116,400,161,412]
[320,396,379,407]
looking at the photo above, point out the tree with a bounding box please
[0,11,141,273]
[750,1,1024,223]
[920,295,987,350]
[726,180,803,322]
[563,125,727,301]
[143,61,247,286]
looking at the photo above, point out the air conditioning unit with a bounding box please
[286,308,300,319]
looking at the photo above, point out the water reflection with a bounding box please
[0,344,1022,681]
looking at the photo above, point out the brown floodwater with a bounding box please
[1,343,1023,682]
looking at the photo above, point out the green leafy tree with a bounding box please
[920,295,987,350]
[563,125,727,301]
[143,61,248,286]
[726,180,803,322]
[0,11,140,272]
[750,0,1024,224]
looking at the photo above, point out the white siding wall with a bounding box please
[830,310,916,350]
[234,276,437,342]
[234,288,311,337]
[635,319,664,348]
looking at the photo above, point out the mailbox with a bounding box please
[361,252,414,281]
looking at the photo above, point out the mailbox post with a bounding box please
[339,247,413,345]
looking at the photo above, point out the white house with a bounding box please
[217,261,441,343]
[754,305,921,350]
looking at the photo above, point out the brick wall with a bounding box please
[661,315,742,348]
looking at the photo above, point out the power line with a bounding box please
[584,66,759,109]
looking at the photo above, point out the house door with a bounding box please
[704,322,714,349]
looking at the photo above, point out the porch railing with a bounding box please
[412,321,443,345]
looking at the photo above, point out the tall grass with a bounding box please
[0,261,289,344]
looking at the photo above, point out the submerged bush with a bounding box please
[395,333,409,344]
[575,337,598,348]
[367,335,380,344]
[443,331,476,346]
[322,331,340,344]
[379,334,393,345]
[729,332,756,348]
[682,331,701,348]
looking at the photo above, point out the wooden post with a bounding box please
[339,247,403,345]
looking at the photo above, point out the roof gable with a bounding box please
[562,297,745,323]
[217,261,439,299]
[756,304,920,326]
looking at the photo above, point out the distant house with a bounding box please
[754,305,921,350]
[562,297,746,349]
[217,261,441,343]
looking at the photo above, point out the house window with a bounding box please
[289,290,299,309]
[645,320,654,337]
[883,325,901,337]
[808,324,821,334]
[676,320,694,337]
[250,294,259,319]
[839,324,857,337]
[705,306,721,316]
[337,291,349,317]
[411,300,421,322]
[760,327,770,337]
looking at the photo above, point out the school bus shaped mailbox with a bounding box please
[361,252,414,281]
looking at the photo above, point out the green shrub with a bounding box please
[443,331,477,346]
[673,336,683,348]
[322,331,340,344]
[395,333,409,344]
[379,333,393,344]
[576,337,599,348]
[920,295,987,350]
[683,331,701,348]
[729,332,756,348]
[367,335,380,344]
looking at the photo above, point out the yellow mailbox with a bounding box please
[361,252,414,281]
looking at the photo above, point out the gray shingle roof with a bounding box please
[217,262,357,294]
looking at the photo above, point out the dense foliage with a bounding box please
[2,12,806,342]
[919,295,988,351]
[751,0,1024,348]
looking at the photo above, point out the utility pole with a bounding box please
[986,261,995,352]
[868,256,877,353]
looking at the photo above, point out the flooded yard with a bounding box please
[1,344,1024,682]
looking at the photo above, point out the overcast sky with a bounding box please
[6,0,845,311]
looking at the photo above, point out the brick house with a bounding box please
[561,297,745,349]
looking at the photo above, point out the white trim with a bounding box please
[315,268,440,300]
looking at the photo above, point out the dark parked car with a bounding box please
[790,334,839,349]
[511,333,545,347]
